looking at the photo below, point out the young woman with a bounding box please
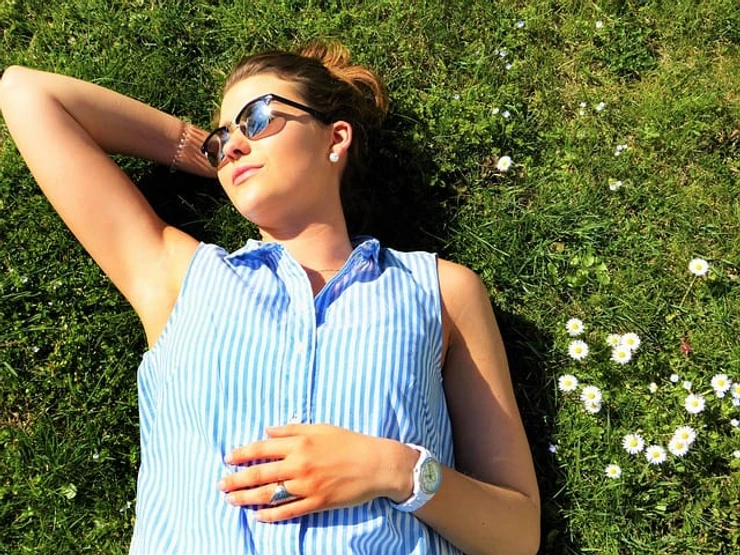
[0,42,540,554]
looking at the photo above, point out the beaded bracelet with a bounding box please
[169,122,191,173]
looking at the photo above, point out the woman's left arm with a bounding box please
[411,259,540,554]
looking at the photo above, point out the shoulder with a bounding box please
[437,258,490,317]
[436,258,495,365]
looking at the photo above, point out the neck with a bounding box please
[259,220,354,275]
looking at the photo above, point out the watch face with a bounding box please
[419,458,442,495]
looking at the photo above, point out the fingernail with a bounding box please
[218,479,226,491]
[224,453,233,464]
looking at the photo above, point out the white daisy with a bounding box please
[673,426,696,445]
[711,374,731,396]
[682,381,692,391]
[734,450,740,459]
[516,20,525,28]
[583,400,602,414]
[595,20,604,29]
[580,385,602,404]
[496,156,513,172]
[668,437,690,457]
[595,101,606,112]
[648,382,658,393]
[492,107,500,115]
[620,333,641,351]
[670,374,680,383]
[558,374,579,392]
[622,433,645,455]
[579,101,587,108]
[688,258,709,276]
[505,63,513,71]
[548,444,558,453]
[611,345,632,364]
[604,464,621,479]
[609,180,623,191]
[502,110,511,119]
[732,383,740,399]
[645,445,667,465]
[684,393,705,414]
[568,340,589,360]
[730,419,739,428]
[566,318,585,336]
[606,334,621,347]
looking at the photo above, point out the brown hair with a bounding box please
[223,41,389,228]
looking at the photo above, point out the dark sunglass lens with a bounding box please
[239,100,272,139]
[203,133,225,167]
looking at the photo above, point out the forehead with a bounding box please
[219,74,303,123]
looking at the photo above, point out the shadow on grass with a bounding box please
[134,108,569,554]
[495,310,572,554]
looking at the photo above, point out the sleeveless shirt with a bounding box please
[130,237,461,554]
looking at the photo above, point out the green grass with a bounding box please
[1,1,739,553]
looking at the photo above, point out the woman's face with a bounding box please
[216,73,345,234]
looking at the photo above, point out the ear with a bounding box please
[328,120,353,159]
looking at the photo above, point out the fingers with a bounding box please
[219,460,287,493]
[225,436,293,464]
[256,496,323,523]
[265,423,311,437]
[223,479,303,509]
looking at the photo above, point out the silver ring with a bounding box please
[269,482,298,506]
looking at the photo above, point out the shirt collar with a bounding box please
[224,236,380,268]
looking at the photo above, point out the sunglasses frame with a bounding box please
[200,93,333,167]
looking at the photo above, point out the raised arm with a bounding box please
[0,66,215,346]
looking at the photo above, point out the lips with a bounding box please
[232,164,263,186]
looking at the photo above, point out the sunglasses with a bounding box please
[200,93,332,168]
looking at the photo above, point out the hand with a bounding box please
[218,423,415,522]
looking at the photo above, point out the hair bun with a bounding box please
[299,40,389,119]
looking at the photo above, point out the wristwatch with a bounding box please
[391,444,442,512]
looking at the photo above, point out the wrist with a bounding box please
[389,444,443,512]
[382,440,419,503]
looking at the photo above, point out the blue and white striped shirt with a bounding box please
[130,237,461,554]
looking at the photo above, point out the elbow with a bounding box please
[518,497,541,555]
[506,495,541,555]
[0,65,31,111]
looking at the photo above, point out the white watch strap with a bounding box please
[390,444,438,513]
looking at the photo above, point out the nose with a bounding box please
[221,123,251,162]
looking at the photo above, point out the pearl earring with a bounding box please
[329,152,340,163]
